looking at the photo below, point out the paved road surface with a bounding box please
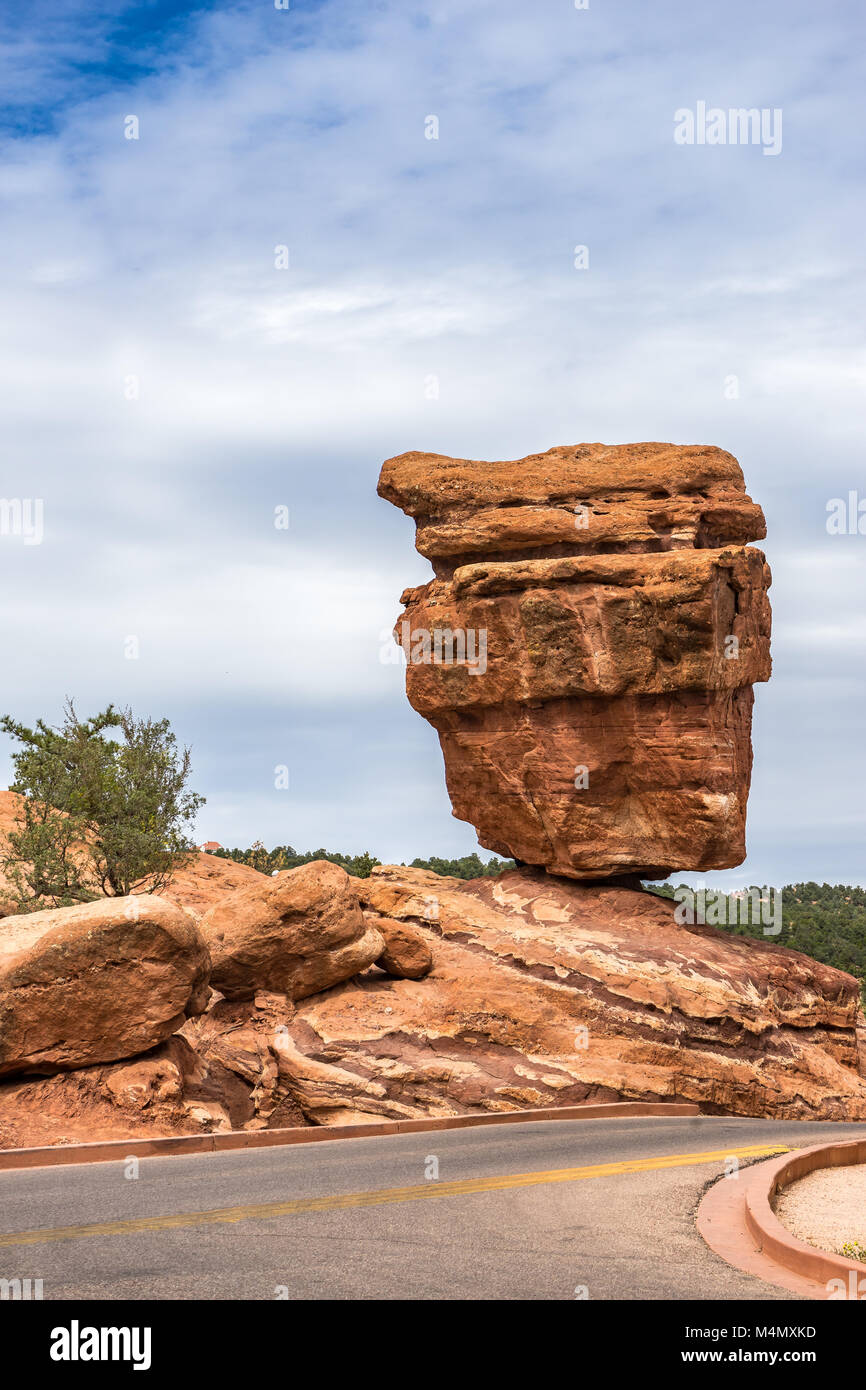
[1,1115,862,1300]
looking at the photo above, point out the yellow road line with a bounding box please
[0,1143,789,1247]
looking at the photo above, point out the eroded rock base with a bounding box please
[3,867,864,1147]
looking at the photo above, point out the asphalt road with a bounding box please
[1,1115,863,1300]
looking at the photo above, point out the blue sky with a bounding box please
[0,0,863,885]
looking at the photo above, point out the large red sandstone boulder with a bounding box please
[378,443,772,879]
[0,895,211,1078]
[199,860,385,1002]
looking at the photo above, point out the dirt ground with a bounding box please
[775,1162,866,1258]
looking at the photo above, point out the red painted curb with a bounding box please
[697,1139,866,1299]
[0,1100,699,1172]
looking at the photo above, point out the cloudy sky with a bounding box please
[0,0,863,886]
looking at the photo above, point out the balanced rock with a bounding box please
[0,895,210,1077]
[200,860,385,1002]
[379,443,772,879]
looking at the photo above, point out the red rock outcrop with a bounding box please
[158,850,267,915]
[379,443,772,879]
[0,788,267,917]
[0,895,210,1077]
[199,860,385,1002]
[3,865,864,1143]
[0,1034,264,1149]
[273,867,866,1124]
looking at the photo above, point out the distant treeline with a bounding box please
[649,881,866,998]
[211,844,515,880]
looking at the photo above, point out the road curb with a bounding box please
[0,1100,699,1172]
[745,1141,866,1291]
[697,1139,866,1299]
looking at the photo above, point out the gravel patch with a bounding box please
[775,1162,866,1260]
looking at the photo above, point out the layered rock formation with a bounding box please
[379,443,772,879]
[146,866,866,1128]
[0,895,210,1077]
[275,867,866,1124]
[0,1033,262,1148]
[2,861,866,1143]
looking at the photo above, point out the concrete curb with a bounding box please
[0,1100,699,1173]
[697,1139,866,1299]
[745,1141,866,1291]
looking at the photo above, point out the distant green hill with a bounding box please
[647,881,866,1001]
